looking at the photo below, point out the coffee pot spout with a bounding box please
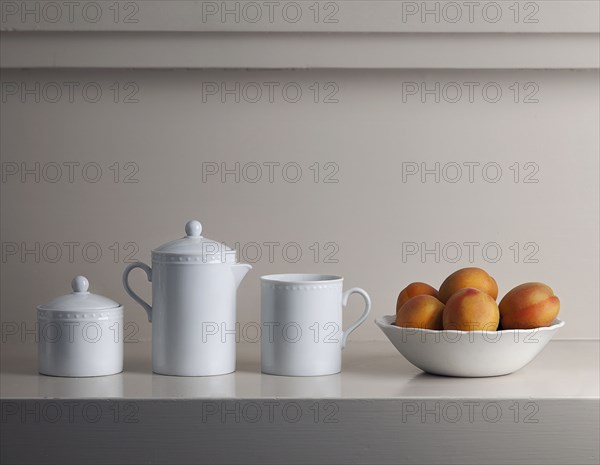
[232,263,252,288]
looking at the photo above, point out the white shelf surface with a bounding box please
[1,340,598,400]
[1,340,598,464]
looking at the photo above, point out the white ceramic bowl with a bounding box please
[375,315,565,377]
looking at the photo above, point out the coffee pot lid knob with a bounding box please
[185,220,202,237]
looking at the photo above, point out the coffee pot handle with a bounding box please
[123,262,153,322]
[341,288,371,349]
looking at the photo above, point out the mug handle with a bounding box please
[341,287,371,349]
[123,262,153,322]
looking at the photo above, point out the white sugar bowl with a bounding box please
[37,276,124,377]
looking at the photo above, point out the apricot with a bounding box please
[396,282,439,313]
[438,267,498,303]
[499,282,560,329]
[443,288,500,331]
[395,295,445,330]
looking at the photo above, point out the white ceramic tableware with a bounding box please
[375,315,565,377]
[123,220,252,376]
[261,274,371,376]
[37,276,123,377]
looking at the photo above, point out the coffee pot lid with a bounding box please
[151,220,237,264]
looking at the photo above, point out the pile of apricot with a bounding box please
[394,267,560,331]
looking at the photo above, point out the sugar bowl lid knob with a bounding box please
[71,275,89,294]
[185,220,203,238]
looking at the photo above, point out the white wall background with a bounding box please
[1,68,598,344]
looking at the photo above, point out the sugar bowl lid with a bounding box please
[151,220,237,264]
[38,276,121,312]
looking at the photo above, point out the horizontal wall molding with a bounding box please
[1,31,599,69]
[1,0,598,33]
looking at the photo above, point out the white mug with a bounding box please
[261,274,371,376]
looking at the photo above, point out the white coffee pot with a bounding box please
[123,220,251,376]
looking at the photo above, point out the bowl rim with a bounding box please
[375,314,565,334]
